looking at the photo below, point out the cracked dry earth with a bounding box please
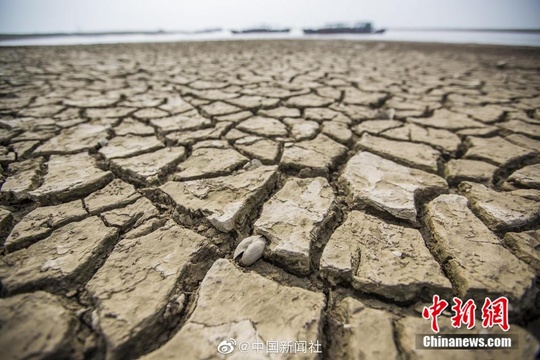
[0,40,540,360]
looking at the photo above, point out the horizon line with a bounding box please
[1,27,540,38]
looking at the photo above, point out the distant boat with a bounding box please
[232,28,291,34]
[191,28,223,34]
[303,22,385,34]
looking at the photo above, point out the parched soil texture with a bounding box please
[0,40,540,360]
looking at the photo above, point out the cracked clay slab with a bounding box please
[339,151,447,225]
[142,259,325,360]
[330,297,398,360]
[424,194,536,315]
[255,177,335,275]
[160,166,278,232]
[0,291,81,360]
[86,221,217,359]
[28,153,113,203]
[0,216,118,295]
[280,134,348,176]
[458,181,540,232]
[320,211,451,302]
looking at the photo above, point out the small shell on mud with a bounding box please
[233,235,267,266]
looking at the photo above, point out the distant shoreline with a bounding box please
[2,29,539,48]
[0,30,219,41]
[388,28,540,33]
[1,27,540,41]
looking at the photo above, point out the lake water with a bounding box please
[1,29,539,47]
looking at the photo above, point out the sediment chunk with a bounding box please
[83,178,140,214]
[503,230,540,273]
[114,118,155,136]
[34,123,109,155]
[160,166,278,232]
[284,118,319,141]
[142,259,325,360]
[234,136,281,164]
[305,107,349,122]
[227,95,279,109]
[5,199,86,251]
[408,109,485,130]
[237,116,288,137]
[29,153,113,202]
[424,194,536,313]
[201,101,242,116]
[255,177,335,274]
[11,140,40,159]
[321,211,451,301]
[1,157,44,200]
[132,108,169,119]
[444,159,497,186]
[111,147,186,184]
[215,111,252,123]
[505,133,540,151]
[101,197,160,230]
[353,119,402,135]
[464,136,536,167]
[0,216,118,294]
[506,164,540,189]
[453,105,505,123]
[330,297,397,360]
[321,121,352,144]
[343,89,386,106]
[382,122,461,154]
[458,181,540,231]
[175,147,248,180]
[0,291,82,360]
[99,135,164,160]
[499,119,540,139]
[357,133,440,173]
[340,151,447,225]
[281,134,347,176]
[150,111,211,133]
[159,95,194,114]
[165,121,230,145]
[87,221,216,359]
[0,208,13,242]
[86,107,134,119]
[258,106,300,118]
[65,95,119,108]
[286,93,334,108]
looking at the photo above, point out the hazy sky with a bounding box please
[1,0,539,34]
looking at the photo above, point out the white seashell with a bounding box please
[391,250,402,258]
[233,235,262,259]
[233,235,266,266]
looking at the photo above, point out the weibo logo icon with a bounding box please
[217,338,236,355]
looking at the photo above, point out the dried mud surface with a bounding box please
[0,40,539,359]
